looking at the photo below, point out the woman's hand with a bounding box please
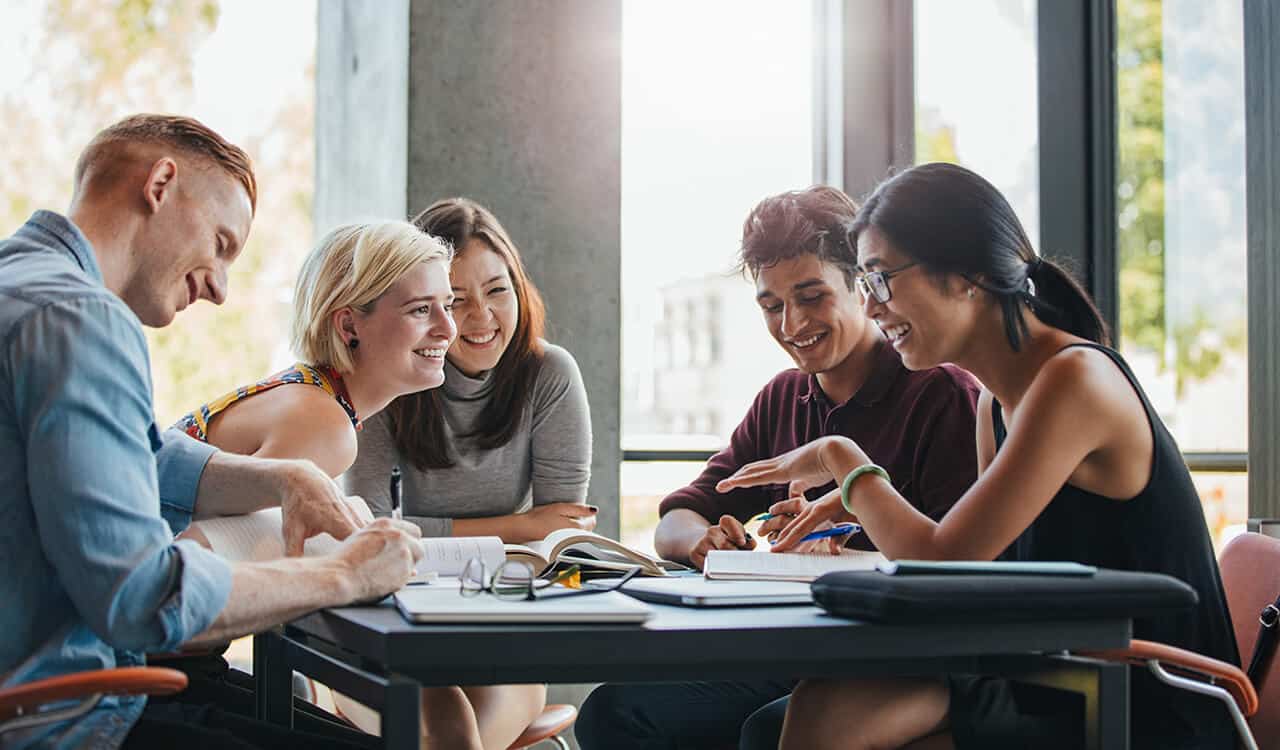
[767,491,856,553]
[717,436,867,496]
[517,502,598,541]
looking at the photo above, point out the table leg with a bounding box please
[982,654,1129,750]
[381,674,421,750]
[253,630,293,727]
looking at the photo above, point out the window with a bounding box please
[1115,0,1248,547]
[620,0,814,552]
[914,0,1039,247]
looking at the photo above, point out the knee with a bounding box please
[576,684,641,750]
[739,696,789,750]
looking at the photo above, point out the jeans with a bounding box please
[576,680,794,750]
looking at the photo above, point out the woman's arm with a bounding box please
[527,344,593,505]
[734,349,1141,561]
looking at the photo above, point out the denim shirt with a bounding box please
[0,211,233,749]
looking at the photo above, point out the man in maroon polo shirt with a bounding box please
[577,186,980,750]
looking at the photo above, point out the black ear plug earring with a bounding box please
[349,338,360,350]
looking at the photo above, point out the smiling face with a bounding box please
[126,163,253,327]
[856,226,976,370]
[447,239,519,377]
[348,260,456,394]
[755,254,871,376]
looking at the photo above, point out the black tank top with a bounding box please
[993,343,1239,745]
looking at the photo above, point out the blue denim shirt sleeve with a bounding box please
[156,428,217,533]
[6,295,231,652]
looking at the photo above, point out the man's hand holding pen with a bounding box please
[689,514,758,570]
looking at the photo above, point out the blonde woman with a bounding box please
[178,221,543,749]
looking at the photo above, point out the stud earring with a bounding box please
[967,288,975,299]
[349,338,360,350]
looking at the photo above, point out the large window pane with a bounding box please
[620,0,814,543]
[914,0,1039,247]
[1115,0,1247,541]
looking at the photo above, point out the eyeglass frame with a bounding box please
[459,557,641,601]
[855,261,919,304]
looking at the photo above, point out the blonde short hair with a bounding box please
[291,221,453,372]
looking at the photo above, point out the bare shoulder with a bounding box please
[1034,345,1135,404]
[247,385,359,476]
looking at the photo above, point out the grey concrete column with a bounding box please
[1246,0,1280,519]
[317,0,623,541]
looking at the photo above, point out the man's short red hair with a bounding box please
[75,114,257,213]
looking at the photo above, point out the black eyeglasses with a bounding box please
[459,558,641,601]
[855,262,919,304]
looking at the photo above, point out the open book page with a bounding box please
[514,528,679,576]
[189,505,501,581]
[704,549,887,582]
[419,536,506,577]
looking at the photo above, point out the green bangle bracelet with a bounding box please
[839,464,890,514]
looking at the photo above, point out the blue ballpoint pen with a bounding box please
[795,522,860,543]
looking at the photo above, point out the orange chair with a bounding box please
[507,703,577,750]
[1086,532,1280,750]
[0,667,188,738]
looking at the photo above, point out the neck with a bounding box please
[815,327,885,405]
[954,309,1075,412]
[67,197,135,298]
[337,366,400,422]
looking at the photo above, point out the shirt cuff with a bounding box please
[154,539,233,652]
[156,428,217,532]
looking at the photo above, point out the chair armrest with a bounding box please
[0,667,188,721]
[1084,639,1257,716]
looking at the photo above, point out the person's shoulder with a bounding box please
[1035,344,1130,402]
[536,341,582,380]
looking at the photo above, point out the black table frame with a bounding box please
[254,602,1132,749]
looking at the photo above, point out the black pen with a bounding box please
[390,465,403,521]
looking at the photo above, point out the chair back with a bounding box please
[1219,531,1280,744]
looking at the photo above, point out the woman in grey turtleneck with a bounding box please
[345,197,595,542]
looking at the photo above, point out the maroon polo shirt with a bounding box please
[659,340,981,551]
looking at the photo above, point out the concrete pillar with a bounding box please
[317,1,623,540]
[318,5,622,743]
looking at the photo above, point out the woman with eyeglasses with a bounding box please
[718,163,1238,749]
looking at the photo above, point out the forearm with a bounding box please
[193,451,302,518]
[820,440,941,559]
[452,514,527,542]
[654,509,711,564]
[188,556,352,646]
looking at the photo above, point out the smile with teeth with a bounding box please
[461,331,498,345]
[414,348,447,359]
[882,323,912,342]
[789,332,826,349]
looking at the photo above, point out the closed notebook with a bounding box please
[393,587,652,624]
[704,549,887,582]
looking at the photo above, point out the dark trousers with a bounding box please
[575,680,794,750]
[122,656,378,750]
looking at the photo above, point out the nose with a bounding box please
[780,304,807,338]
[205,270,228,306]
[860,287,882,319]
[433,305,458,344]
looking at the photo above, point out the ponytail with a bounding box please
[1023,256,1110,347]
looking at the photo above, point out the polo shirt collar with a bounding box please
[801,338,904,408]
[21,210,104,285]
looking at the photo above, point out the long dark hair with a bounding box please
[386,198,547,470]
[850,162,1109,351]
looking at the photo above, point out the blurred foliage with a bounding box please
[1,0,314,425]
[1116,0,1244,396]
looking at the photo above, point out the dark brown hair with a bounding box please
[738,185,860,288]
[851,162,1109,351]
[387,198,547,470]
[75,114,257,213]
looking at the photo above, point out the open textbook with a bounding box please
[704,548,887,582]
[503,528,688,578]
[188,509,685,579]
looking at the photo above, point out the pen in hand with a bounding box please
[390,465,403,521]
[794,522,860,544]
